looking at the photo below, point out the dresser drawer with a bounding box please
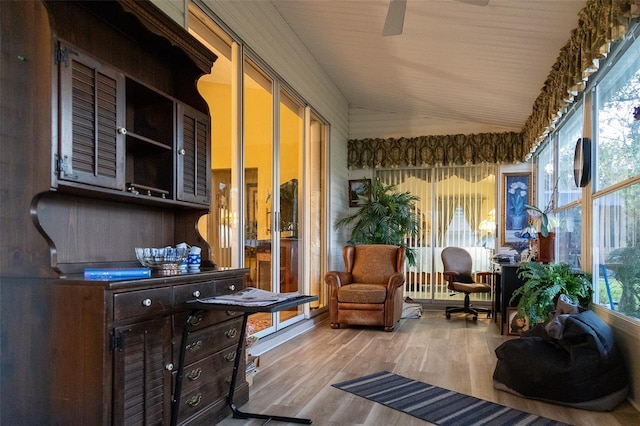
[174,281,217,308]
[180,317,243,365]
[174,276,244,309]
[113,287,172,321]
[180,347,238,394]
[213,276,245,295]
[174,309,241,336]
[176,368,245,424]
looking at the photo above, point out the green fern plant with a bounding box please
[510,262,593,324]
[334,178,421,265]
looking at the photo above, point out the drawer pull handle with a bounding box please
[165,363,174,371]
[225,328,237,339]
[228,284,236,291]
[186,340,203,352]
[186,367,202,381]
[142,298,152,307]
[226,310,237,316]
[190,314,203,327]
[186,393,202,407]
[224,352,236,362]
[192,290,201,297]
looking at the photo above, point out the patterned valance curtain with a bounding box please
[348,132,524,169]
[348,1,640,168]
[522,0,640,154]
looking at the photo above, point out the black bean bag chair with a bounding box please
[493,309,629,411]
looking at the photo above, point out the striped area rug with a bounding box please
[332,371,569,426]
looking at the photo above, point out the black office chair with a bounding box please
[441,247,492,321]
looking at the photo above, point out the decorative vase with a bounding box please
[537,232,555,263]
[511,213,526,230]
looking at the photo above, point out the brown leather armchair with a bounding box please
[441,246,492,321]
[325,244,405,332]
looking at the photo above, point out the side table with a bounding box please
[494,263,526,334]
[171,295,318,425]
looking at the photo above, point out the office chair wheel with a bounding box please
[472,316,478,321]
[445,312,451,319]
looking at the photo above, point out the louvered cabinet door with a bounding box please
[112,317,172,426]
[58,41,126,190]
[176,104,210,206]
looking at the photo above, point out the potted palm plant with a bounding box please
[334,178,421,265]
[510,262,593,325]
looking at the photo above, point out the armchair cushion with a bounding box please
[338,284,387,304]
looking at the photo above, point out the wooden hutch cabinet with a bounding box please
[0,1,246,424]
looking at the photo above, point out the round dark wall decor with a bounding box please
[573,137,591,188]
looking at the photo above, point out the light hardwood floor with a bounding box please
[220,311,640,425]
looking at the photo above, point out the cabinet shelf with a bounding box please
[126,131,172,150]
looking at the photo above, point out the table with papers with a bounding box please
[170,288,318,425]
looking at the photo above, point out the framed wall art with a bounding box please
[348,179,371,207]
[502,173,531,245]
[507,307,530,336]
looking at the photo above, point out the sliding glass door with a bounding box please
[189,5,328,342]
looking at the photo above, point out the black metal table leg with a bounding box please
[226,313,312,424]
[171,307,312,425]
[171,309,203,426]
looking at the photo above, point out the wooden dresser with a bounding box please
[52,269,249,425]
[0,1,248,424]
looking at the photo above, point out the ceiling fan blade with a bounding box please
[383,0,406,36]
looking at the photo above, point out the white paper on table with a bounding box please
[197,287,301,306]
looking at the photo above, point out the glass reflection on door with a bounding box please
[243,58,274,333]
[276,89,303,326]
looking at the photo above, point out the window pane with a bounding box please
[535,141,554,212]
[593,184,640,320]
[556,205,581,268]
[557,106,583,206]
[595,35,640,190]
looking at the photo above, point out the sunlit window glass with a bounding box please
[595,35,640,191]
[593,184,640,320]
[557,106,583,207]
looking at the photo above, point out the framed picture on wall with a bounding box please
[349,179,371,207]
[502,173,531,245]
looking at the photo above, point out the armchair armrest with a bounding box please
[386,272,405,291]
[325,271,352,300]
[325,270,352,289]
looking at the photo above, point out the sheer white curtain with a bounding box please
[377,165,496,302]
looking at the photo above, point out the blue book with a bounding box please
[84,268,151,280]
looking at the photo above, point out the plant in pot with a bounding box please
[510,262,593,325]
[523,179,559,262]
[524,203,558,263]
[334,178,421,265]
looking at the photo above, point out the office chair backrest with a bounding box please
[441,247,473,276]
